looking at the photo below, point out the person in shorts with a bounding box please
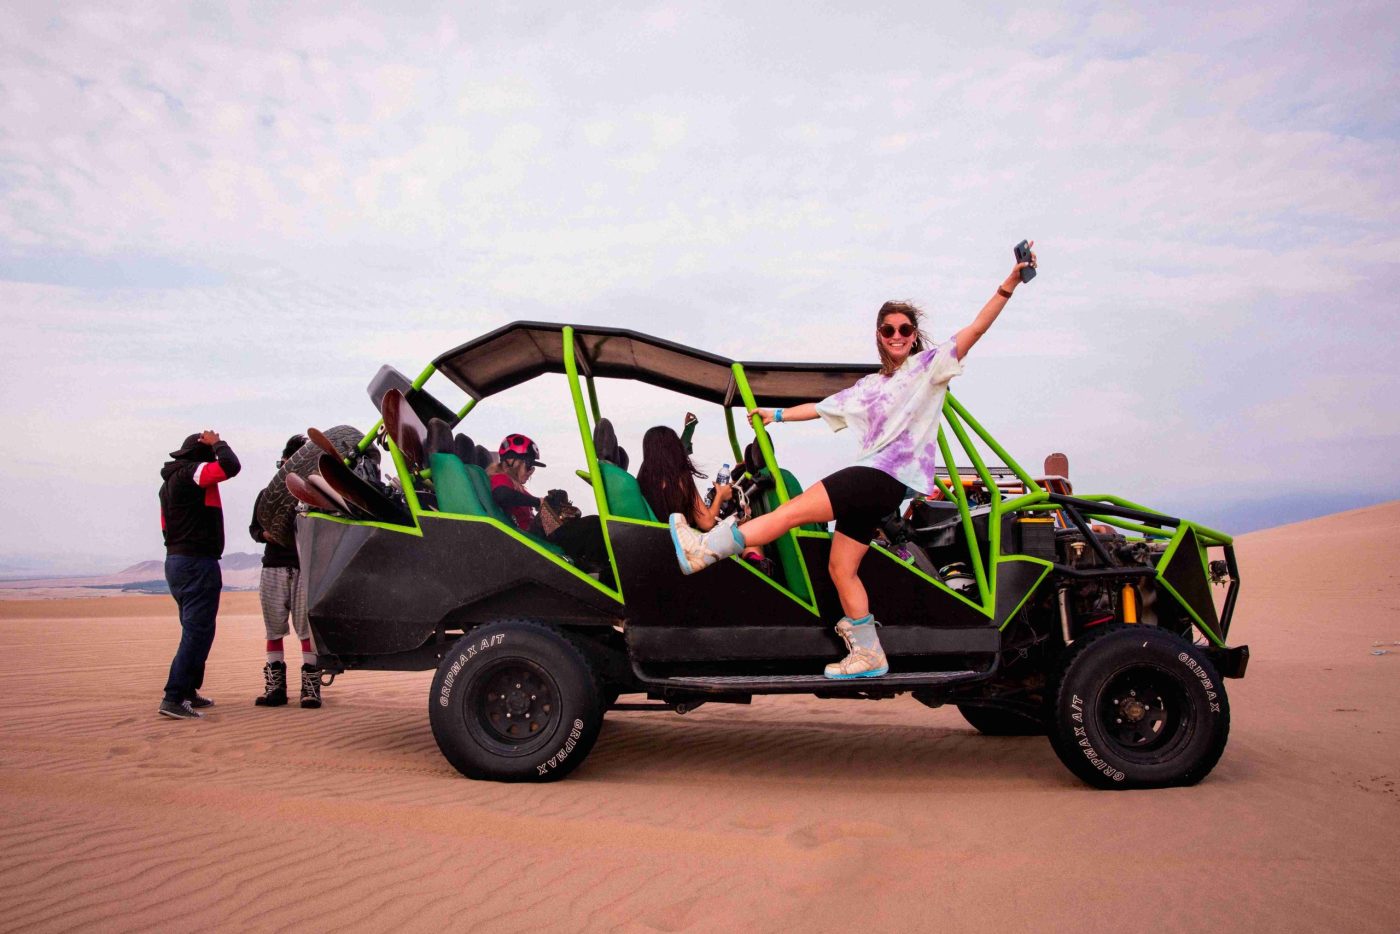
[249,435,323,708]
[670,242,1037,680]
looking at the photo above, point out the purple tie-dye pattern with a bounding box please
[814,338,964,494]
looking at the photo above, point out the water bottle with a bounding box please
[716,463,731,487]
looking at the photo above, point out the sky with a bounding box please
[1,1,1397,575]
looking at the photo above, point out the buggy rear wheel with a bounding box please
[1048,624,1230,789]
[429,620,604,782]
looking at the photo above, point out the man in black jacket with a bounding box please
[158,430,240,719]
[249,435,323,709]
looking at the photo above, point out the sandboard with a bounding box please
[286,472,339,512]
[318,453,412,526]
[381,388,427,472]
[306,473,354,515]
[307,427,341,459]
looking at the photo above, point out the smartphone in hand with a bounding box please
[1014,240,1036,283]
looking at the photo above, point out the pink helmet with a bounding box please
[498,433,546,467]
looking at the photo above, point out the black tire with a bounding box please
[1048,624,1230,789]
[257,425,364,548]
[429,620,604,782]
[957,703,1046,736]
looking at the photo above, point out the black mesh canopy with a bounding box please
[431,322,877,407]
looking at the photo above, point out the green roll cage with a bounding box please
[334,324,1235,647]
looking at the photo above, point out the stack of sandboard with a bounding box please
[281,425,411,532]
[262,424,409,544]
[257,424,362,547]
[279,386,433,532]
[276,388,494,534]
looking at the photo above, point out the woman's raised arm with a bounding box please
[955,240,1036,360]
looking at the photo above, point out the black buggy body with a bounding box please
[298,322,1246,788]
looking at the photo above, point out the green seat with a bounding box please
[429,453,566,557]
[431,453,487,515]
[599,461,657,522]
[757,468,825,533]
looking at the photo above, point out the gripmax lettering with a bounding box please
[1069,694,1126,782]
[537,719,586,776]
[437,633,507,707]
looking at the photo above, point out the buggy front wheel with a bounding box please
[1048,625,1230,789]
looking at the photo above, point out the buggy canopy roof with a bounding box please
[431,321,878,408]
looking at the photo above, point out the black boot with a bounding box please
[254,661,288,707]
[300,664,323,709]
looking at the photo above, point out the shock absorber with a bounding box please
[1121,583,1139,624]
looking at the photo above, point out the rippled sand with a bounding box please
[2,503,1398,932]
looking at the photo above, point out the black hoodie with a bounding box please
[160,439,241,558]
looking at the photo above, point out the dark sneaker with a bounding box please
[255,661,288,707]
[300,664,323,709]
[189,693,215,709]
[158,699,203,720]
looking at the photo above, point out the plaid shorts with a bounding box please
[259,566,310,642]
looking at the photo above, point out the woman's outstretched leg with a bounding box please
[736,484,834,547]
[670,484,835,575]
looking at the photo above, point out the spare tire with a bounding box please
[256,425,365,548]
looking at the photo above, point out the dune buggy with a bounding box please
[293,322,1246,789]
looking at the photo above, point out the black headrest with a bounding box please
[593,418,621,466]
[743,440,766,476]
[453,433,474,464]
[427,419,454,458]
[474,444,497,469]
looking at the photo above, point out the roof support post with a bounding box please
[585,376,601,426]
[563,327,623,598]
[723,406,744,466]
[731,364,790,504]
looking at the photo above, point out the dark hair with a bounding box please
[875,301,929,377]
[282,434,308,461]
[637,426,706,524]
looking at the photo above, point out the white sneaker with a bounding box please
[823,617,889,679]
[669,514,742,575]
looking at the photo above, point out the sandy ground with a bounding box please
[2,503,1398,933]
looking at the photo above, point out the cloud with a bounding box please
[1,0,1398,568]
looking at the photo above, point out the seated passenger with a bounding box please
[489,434,546,532]
[636,426,730,530]
[637,426,770,571]
[491,433,613,586]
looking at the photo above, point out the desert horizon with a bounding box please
[1,499,1398,931]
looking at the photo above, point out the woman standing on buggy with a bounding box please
[670,242,1036,680]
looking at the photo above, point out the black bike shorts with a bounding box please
[819,466,908,542]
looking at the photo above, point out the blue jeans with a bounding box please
[163,555,222,703]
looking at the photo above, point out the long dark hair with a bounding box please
[875,300,930,377]
[637,425,706,524]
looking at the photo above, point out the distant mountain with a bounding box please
[220,552,264,572]
[0,552,264,594]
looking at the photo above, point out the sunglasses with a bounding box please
[879,323,917,339]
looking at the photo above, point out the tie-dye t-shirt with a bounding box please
[814,338,963,495]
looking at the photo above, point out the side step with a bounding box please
[649,670,988,695]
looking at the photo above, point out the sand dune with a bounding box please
[2,503,1398,932]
